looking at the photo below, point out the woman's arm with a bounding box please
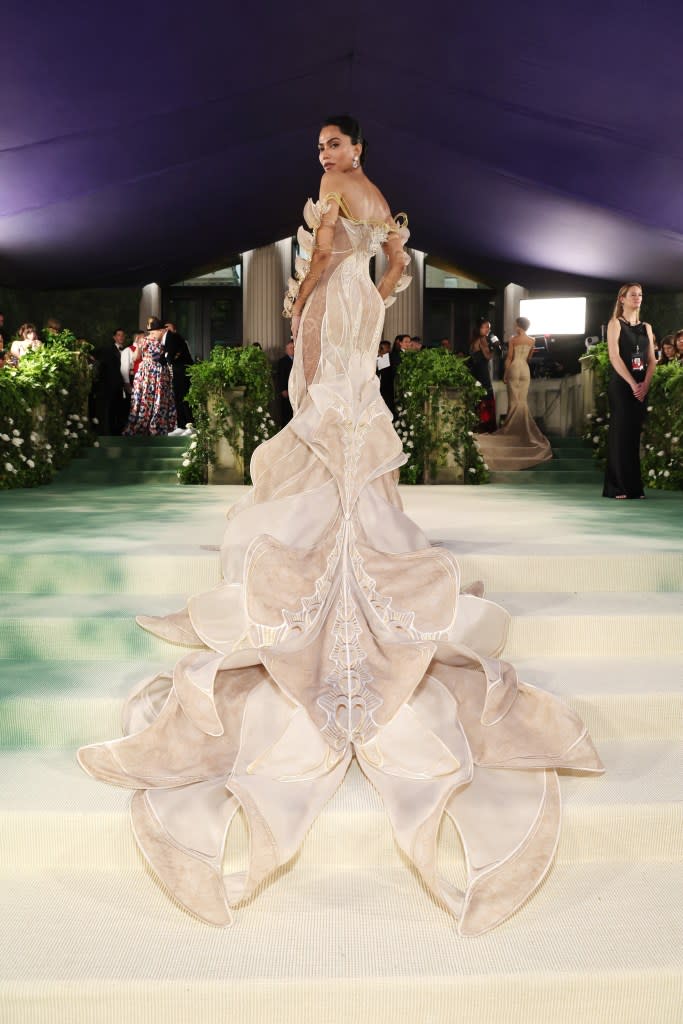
[641,324,657,397]
[503,342,514,381]
[290,176,343,339]
[377,230,409,301]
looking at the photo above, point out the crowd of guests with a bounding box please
[0,315,58,369]
[657,331,683,365]
[97,318,194,436]
[0,311,194,438]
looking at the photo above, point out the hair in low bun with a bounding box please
[321,113,367,166]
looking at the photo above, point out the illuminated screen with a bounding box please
[519,297,586,335]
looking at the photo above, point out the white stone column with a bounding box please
[139,283,161,328]
[242,239,291,359]
[375,248,425,340]
[503,282,529,338]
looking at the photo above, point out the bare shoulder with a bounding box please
[319,170,346,199]
[366,178,392,218]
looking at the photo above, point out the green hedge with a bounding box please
[0,330,95,489]
[178,345,277,484]
[394,349,489,484]
[583,342,683,490]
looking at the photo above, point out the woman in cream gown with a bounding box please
[78,117,602,936]
[476,317,553,471]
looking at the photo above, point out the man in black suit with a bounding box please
[276,339,295,427]
[161,321,194,428]
[99,328,130,434]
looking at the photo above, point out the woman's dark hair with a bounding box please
[321,114,367,166]
[516,316,531,332]
[470,320,491,345]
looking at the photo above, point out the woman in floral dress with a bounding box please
[124,319,177,436]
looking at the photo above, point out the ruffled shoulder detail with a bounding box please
[383,213,413,309]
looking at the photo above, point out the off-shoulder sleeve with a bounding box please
[283,197,342,319]
[381,212,413,308]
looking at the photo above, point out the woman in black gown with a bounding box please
[468,320,496,432]
[603,282,656,499]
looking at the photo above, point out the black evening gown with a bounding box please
[603,321,649,498]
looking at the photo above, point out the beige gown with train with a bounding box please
[78,197,602,936]
[476,341,553,471]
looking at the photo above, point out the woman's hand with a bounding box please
[632,380,646,401]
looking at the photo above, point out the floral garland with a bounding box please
[583,342,682,490]
[177,345,278,484]
[394,348,489,484]
[0,332,94,489]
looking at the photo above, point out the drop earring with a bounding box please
[352,156,359,168]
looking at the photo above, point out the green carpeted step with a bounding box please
[56,469,182,486]
[490,470,602,484]
[1,551,681,594]
[0,745,680,873]
[0,862,679,1024]
[2,655,680,749]
[533,458,598,471]
[1,591,680,661]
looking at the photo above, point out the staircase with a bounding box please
[489,434,601,485]
[0,479,681,1023]
[57,436,189,486]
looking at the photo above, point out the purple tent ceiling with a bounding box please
[2,1,683,289]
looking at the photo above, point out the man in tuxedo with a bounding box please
[276,339,295,427]
[99,328,130,434]
[161,321,194,428]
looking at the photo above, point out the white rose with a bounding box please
[256,406,263,413]
[483,463,489,470]
[92,417,99,425]
[0,434,9,442]
[182,459,190,467]
[190,441,197,450]
[11,438,23,447]
[12,429,20,437]
[663,470,670,477]
[665,432,671,438]
[4,462,13,472]
[27,459,35,468]
[593,435,599,443]
[468,467,476,473]
[657,450,664,457]
[60,388,68,396]
[647,406,653,412]
[467,431,474,437]
[8,418,13,425]
[672,437,679,444]
[648,469,655,477]
[93,441,100,448]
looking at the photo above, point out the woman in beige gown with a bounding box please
[78,117,601,936]
[476,317,553,471]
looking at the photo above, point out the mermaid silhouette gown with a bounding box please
[78,196,602,936]
[475,342,553,471]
